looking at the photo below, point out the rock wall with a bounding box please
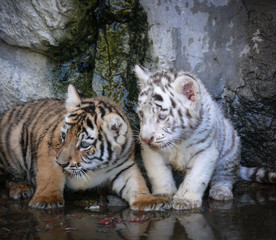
[0,40,53,112]
[0,0,275,169]
[0,0,97,111]
[140,0,276,169]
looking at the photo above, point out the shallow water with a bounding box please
[1,181,275,240]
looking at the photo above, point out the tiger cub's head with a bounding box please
[56,85,133,177]
[135,65,202,150]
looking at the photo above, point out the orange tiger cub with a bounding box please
[0,84,169,210]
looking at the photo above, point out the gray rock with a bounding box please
[0,0,74,52]
[0,0,97,112]
[0,40,54,113]
[107,195,128,207]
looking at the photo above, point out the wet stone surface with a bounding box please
[0,181,275,240]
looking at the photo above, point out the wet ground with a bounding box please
[0,181,275,240]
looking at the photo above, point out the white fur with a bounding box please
[136,66,240,209]
[134,65,151,88]
[141,143,177,196]
[66,159,131,190]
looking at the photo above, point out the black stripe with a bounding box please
[190,139,213,161]
[112,150,132,167]
[30,132,36,172]
[30,101,60,136]
[221,130,236,159]
[186,109,192,119]
[21,123,29,172]
[106,157,129,173]
[110,163,135,187]
[99,100,113,113]
[170,108,173,116]
[83,104,95,113]
[153,94,163,102]
[98,106,106,118]
[116,112,127,125]
[86,118,94,130]
[170,98,176,108]
[155,103,162,108]
[80,101,92,105]
[187,128,214,149]
[92,139,97,148]
[4,108,18,168]
[177,109,185,127]
[107,139,112,161]
[13,101,32,123]
[155,103,168,111]
[120,137,131,157]
[119,177,130,197]
[68,113,78,118]
[0,146,12,170]
[251,168,258,181]
[48,120,62,148]
[25,100,50,126]
[99,100,112,112]
[262,169,270,183]
[98,133,104,160]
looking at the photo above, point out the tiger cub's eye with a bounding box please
[158,114,167,120]
[80,141,91,149]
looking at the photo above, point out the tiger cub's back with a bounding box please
[0,99,66,184]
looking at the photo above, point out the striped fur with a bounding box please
[239,166,276,183]
[135,65,241,210]
[0,84,169,210]
[136,65,276,209]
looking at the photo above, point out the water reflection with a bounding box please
[0,183,276,240]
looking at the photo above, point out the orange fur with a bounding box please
[132,195,169,211]
[7,182,34,199]
[0,85,170,211]
[29,141,66,208]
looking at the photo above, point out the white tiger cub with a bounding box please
[135,65,241,210]
[135,65,276,210]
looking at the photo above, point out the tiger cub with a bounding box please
[0,84,169,210]
[135,65,240,210]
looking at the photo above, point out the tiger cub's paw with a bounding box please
[7,182,34,200]
[172,192,202,210]
[131,195,171,211]
[29,194,64,209]
[153,193,175,202]
[172,198,202,210]
[209,185,233,201]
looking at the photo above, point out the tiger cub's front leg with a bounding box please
[29,148,65,209]
[141,143,177,201]
[111,161,171,211]
[172,146,218,210]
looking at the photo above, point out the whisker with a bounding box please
[80,169,89,181]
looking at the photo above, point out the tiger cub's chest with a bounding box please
[165,142,194,171]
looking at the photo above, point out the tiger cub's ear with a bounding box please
[173,74,201,104]
[103,113,128,151]
[66,84,82,111]
[134,64,152,89]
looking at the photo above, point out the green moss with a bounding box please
[50,0,151,128]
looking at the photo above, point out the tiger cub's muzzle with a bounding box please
[56,141,82,170]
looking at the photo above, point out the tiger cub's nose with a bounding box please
[57,161,69,168]
[56,156,71,168]
[141,136,154,145]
